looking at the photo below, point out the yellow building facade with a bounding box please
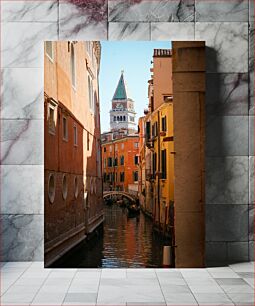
[138,48,174,235]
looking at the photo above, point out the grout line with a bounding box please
[95,267,102,305]
[1,262,33,296]
[154,268,167,306]
[61,268,78,305]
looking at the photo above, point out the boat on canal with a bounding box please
[127,203,140,217]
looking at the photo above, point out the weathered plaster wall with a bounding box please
[0,0,254,264]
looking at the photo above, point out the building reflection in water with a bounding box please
[52,205,167,268]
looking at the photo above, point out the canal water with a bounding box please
[52,204,168,268]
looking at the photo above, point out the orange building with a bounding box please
[44,41,104,266]
[101,71,139,193]
[102,135,139,192]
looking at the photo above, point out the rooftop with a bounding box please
[153,49,172,57]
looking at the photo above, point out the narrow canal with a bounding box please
[53,204,168,268]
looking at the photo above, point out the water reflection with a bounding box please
[52,205,166,268]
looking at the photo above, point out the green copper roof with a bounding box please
[112,72,128,100]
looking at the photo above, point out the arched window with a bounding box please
[123,116,126,121]
[114,116,116,121]
[117,116,119,121]
[62,174,68,200]
[74,176,78,198]
[48,173,55,204]
[120,116,122,121]
[71,44,76,87]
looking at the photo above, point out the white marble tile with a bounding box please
[180,268,213,279]
[196,0,248,22]
[206,73,249,116]
[1,22,58,68]
[31,291,66,305]
[96,284,127,304]
[195,22,248,73]
[59,1,107,40]
[227,242,249,262]
[1,165,43,214]
[206,115,249,156]
[192,292,234,305]
[151,22,195,40]
[108,0,195,22]
[48,269,77,278]
[206,205,249,242]
[163,293,198,305]
[229,262,254,272]
[249,156,255,206]
[249,115,254,155]
[1,119,43,165]
[108,22,150,40]
[1,0,58,22]
[227,292,254,305]
[206,157,249,205]
[1,215,43,261]
[101,268,126,278]
[1,68,43,119]
[250,0,254,22]
[68,278,99,293]
[207,267,240,278]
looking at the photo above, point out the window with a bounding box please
[48,173,55,203]
[108,157,113,167]
[120,172,125,182]
[63,116,68,141]
[48,105,55,134]
[133,171,138,182]
[114,157,118,166]
[152,152,157,179]
[123,116,126,121]
[62,175,68,200]
[45,41,53,61]
[152,122,158,137]
[146,121,151,141]
[104,147,106,152]
[87,131,90,150]
[88,76,94,112]
[74,176,78,198]
[161,149,167,179]
[71,44,76,87]
[130,116,135,122]
[104,159,106,168]
[121,143,124,150]
[162,116,167,132]
[114,116,116,121]
[134,155,139,165]
[120,155,124,165]
[73,124,77,146]
[134,142,139,149]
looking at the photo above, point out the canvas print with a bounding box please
[44,41,205,268]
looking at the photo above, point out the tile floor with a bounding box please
[0,262,254,305]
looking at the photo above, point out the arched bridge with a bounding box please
[103,191,138,202]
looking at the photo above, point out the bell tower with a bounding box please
[110,71,136,134]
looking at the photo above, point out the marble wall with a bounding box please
[0,0,254,264]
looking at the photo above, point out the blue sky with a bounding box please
[99,41,171,133]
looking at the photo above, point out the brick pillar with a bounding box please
[172,41,206,267]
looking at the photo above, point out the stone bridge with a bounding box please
[103,191,138,202]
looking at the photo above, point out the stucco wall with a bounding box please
[0,0,254,264]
